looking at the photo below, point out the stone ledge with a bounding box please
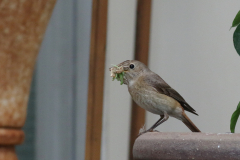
[133,132,240,160]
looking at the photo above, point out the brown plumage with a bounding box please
[110,60,200,133]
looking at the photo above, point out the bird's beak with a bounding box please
[123,66,128,72]
[118,65,129,72]
[109,65,128,72]
[109,60,130,72]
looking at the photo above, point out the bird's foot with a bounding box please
[137,128,159,137]
[138,124,146,134]
[138,125,148,137]
[137,125,160,137]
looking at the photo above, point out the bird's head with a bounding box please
[110,60,150,85]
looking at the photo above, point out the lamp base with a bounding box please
[0,129,24,160]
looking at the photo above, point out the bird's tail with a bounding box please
[181,112,201,132]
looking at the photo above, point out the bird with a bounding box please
[110,60,200,134]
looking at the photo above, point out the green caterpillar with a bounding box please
[111,65,125,85]
[112,72,125,85]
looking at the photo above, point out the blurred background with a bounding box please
[13,0,240,160]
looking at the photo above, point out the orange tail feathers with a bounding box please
[182,112,201,132]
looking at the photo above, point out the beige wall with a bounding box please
[148,0,240,133]
[103,0,240,160]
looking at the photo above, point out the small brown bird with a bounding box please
[110,60,200,133]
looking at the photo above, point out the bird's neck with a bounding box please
[127,72,146,88]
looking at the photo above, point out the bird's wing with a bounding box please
[143,73,198,116]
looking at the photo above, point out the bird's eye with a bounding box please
[129,64,134,69]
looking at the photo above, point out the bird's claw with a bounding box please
[137,129,160,137]
[137,124,160,137]
[137,131,148,137]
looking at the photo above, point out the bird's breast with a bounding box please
[128,79,182,116]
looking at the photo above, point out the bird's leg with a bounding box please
[150,113,169,131]
[147,115,164,132]
[138,113,169,136]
